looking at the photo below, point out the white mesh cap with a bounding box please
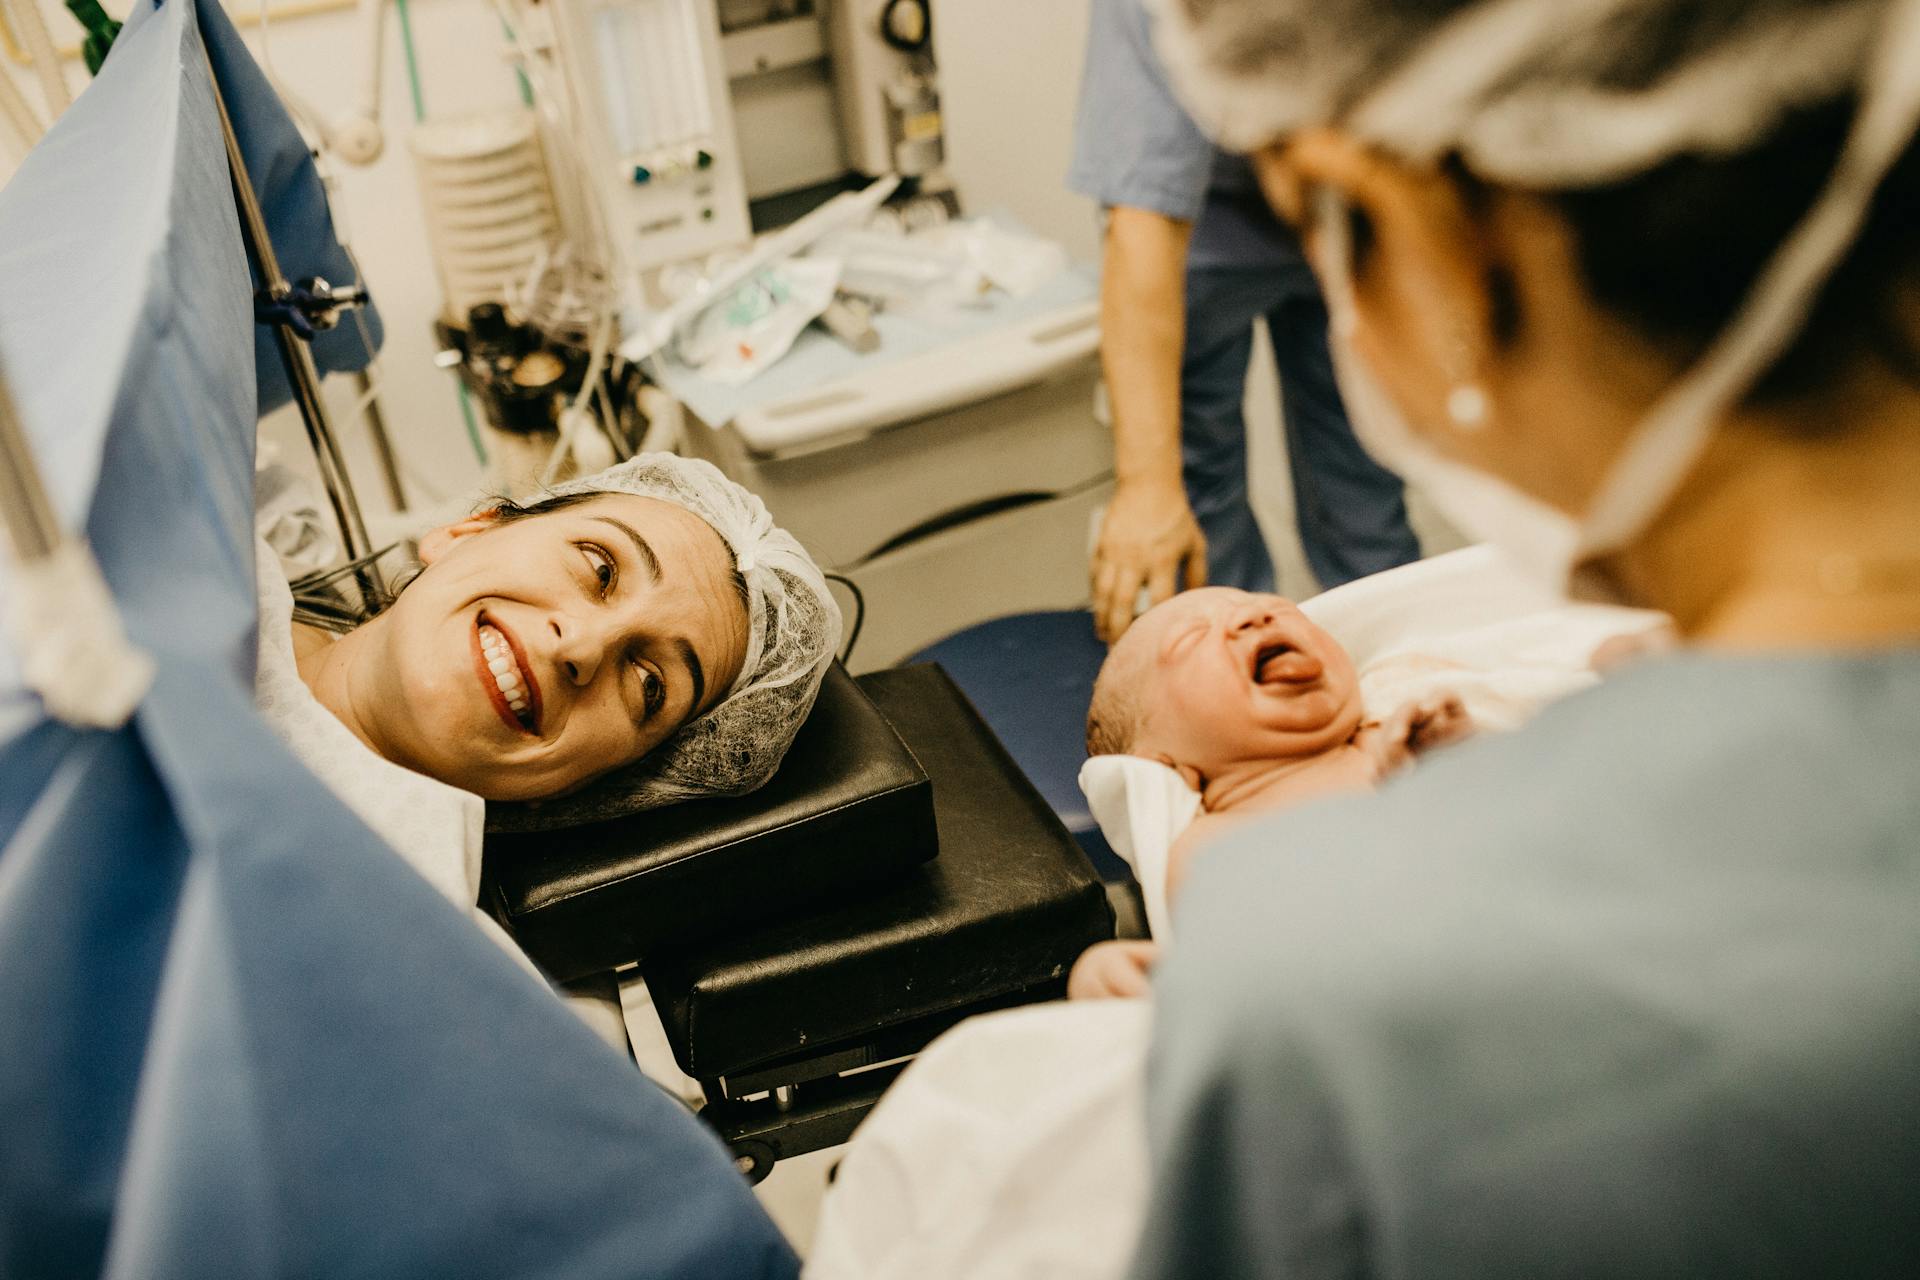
[1151,0,1907,186]
[489,452,842,831]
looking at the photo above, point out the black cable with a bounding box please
[290,600,362,634]
[289,540,401,598]
[824,572,865,666]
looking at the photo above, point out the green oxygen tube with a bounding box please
[391,0,490,468]
[64,0,122,76]
[393,0,427,124]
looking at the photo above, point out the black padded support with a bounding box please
[483,664,937,983]
[643,664,1115,1081]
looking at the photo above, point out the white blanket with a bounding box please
[808,548,1667,1279]
[806,1000,1153,1280]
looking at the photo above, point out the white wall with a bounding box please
[931,0,1098,263]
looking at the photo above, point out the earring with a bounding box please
[1446,383,1489,430]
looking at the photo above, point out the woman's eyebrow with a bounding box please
[591,516,662,583]
[677,637,706,715]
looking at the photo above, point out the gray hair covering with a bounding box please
[487,452,841,832]
[1151,0,1909,186]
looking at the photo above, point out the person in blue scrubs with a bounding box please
[1128,0,1920,1273]
[1068,0,1420,642]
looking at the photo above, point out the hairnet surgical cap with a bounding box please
[1152,0,1917,187]
[488,452,841,831]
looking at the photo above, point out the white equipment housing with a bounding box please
[546,0,947,271]
[679,300,1110,671]
[548,0,755,272]
[409,111,562,322]
[538,0,1102,666]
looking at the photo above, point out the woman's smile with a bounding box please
[474,613,543,736]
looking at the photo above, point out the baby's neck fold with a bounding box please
[1200,744,1373,814]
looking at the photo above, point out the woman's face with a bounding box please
[350,493,750,801]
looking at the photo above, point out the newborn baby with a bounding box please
[1071,587,1471,998]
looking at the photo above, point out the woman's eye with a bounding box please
[632,663,665,717]
[583,544,615,595]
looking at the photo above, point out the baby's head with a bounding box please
[1086,588,1364,785]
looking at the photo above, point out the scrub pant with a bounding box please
[1182,262,1421,592]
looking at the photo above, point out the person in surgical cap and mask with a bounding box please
[1129,0,1920,1274]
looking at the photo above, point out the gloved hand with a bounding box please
[1091,479,1207,644]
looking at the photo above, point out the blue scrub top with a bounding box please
[1067,0,1303,272]
[1131,649,1920,1276]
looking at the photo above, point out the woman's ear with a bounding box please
[1264,129,1523,450]
[416,509,503,565]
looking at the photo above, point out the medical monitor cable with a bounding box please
[824,572,865,665]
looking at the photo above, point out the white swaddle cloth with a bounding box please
[1081,546,1666,944]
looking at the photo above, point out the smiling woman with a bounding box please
[282,454,840,810]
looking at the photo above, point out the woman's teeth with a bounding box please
[479,624,530,718]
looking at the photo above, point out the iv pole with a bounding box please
[200,34,384,601]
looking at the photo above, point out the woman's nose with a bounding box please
[549,613,606,686]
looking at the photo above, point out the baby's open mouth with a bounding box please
[1254,640,1322,686]
[477,618,541,734]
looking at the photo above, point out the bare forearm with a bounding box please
[1089,207,1206,640]
[1101,207,1193,491]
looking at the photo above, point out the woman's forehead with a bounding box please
[561,492,731,565]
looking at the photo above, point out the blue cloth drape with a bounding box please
[0,4,796,1276]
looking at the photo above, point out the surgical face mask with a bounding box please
[1308,188,1580,592]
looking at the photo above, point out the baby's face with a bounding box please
[1117,588,1363,779]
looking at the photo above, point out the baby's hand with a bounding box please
[1067,940,1160,1000]
[1363,692,1473,775]
[1403,691,1473,753]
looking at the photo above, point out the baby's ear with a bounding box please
[417,509,504,565]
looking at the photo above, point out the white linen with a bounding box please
[1078,757,1195,944]
[805,999,1153,1280]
